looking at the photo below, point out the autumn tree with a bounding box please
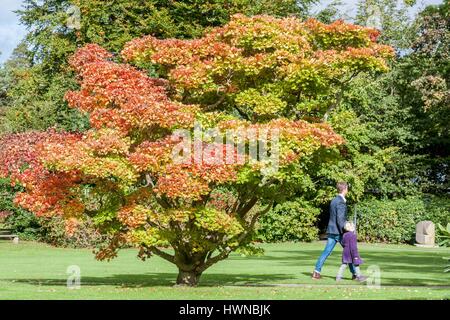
[8,15,393,286]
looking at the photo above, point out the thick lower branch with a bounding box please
[237,196,258,217]
[147,246,175,264]
[205,95,226,110]
[198,248,231,273]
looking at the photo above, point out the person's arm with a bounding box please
[336,201,347,233]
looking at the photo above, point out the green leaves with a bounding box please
[194,207,244,237]
[256,199,320,242]
[437,223,450,247]
[235,88,287,117]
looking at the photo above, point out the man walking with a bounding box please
[312,182,357,280]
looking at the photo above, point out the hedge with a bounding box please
[353,195,450,244]
[256,199,320,242]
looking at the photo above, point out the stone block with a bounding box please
[416,221,435,246]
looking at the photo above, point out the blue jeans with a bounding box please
[314,234,355,274]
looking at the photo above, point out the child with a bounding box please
[336,221,367,282]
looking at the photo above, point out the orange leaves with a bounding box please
[0,131,49,180]
[0,131,85,219]
[64,217,81,237]
[66,44,196,134]
[14,169,83,217]
[123,34,241,93]
[304,18,380,49]
[128,136,180,173]
[210,14,310,54]
[216,118,344,166]
[82,129,131,156]
[218,118,344,149]
[122,14,394,111]
[39,129,138,185]
[154,167,211,200]
[68,44,113,73]
[270,119,345,148]
[117,205,149,228]
[122,35,237,66]
[129,136,242,200]
[153,161,239,200]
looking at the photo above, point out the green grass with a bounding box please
[0,241,449,299]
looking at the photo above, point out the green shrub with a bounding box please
[5,210,41,240]
[256,199,320,242]
[38,216,107,249]
[0,178,41,240]
[437,223,450,247]
[354,195,450,244]
[422,196,450,227]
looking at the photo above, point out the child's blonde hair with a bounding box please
[344,221,355,232]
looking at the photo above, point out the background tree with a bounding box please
[392,0,449,194]
[355,0,418,51]
[7,15,393,286]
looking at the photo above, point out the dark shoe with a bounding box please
[352,274,357,280]
[354,275,368,282]
[312,271,321,280]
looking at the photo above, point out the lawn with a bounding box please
[0,241,449,300]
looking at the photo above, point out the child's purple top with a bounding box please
[342,231,364,265]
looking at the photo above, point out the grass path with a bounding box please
[0,241,449,299]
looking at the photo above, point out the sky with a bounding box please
[0,0,445,64]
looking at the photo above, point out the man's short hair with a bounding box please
[336,182,348,193]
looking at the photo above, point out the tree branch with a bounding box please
[148,246,175,264]
[205,95,226,110]
[233,105,250,120]
[198,247,232,273]
[322,71,360,122]
[143,173,172,209]
[237,196,258,217]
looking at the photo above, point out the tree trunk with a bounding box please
[176,269,202,286]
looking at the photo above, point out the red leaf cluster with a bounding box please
[66,44,197,133]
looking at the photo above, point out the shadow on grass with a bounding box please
[5,271,448,289]
[300,272,336,281]
[3,247,448,288]
[5,273,294,288]
[259,249,446,270]
[235,249,449,286]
